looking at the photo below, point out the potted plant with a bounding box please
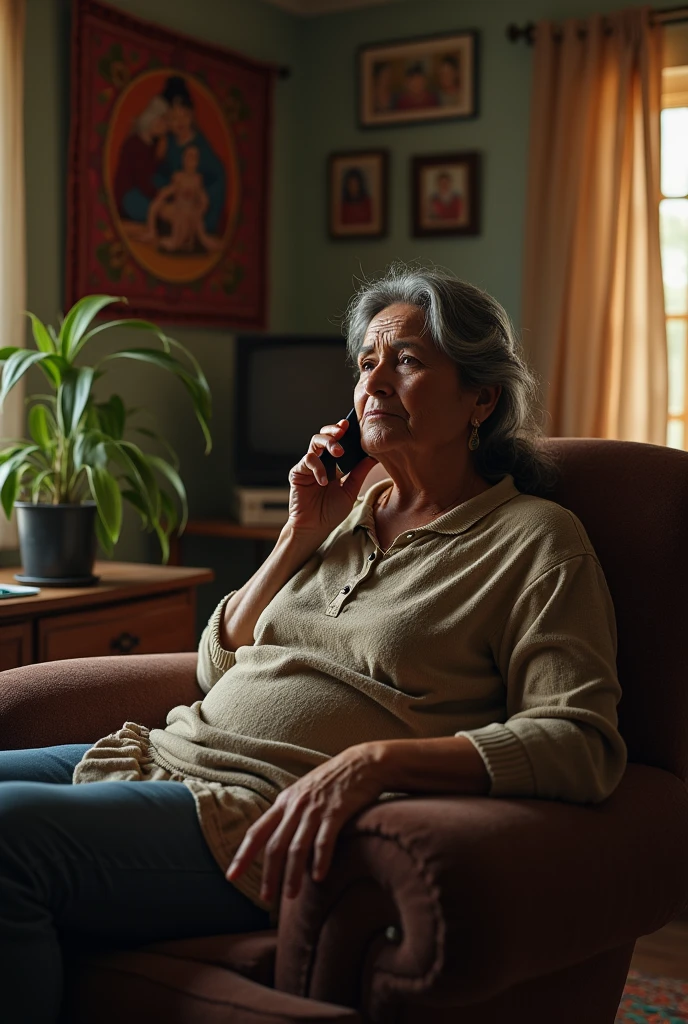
[0,295,211,584]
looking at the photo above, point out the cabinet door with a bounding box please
[38,591,195,662]
[0,622,33,670]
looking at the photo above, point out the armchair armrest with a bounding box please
[275,763,688,1012]
[0,654,202,749]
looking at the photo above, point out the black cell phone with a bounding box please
[318,408,368,482]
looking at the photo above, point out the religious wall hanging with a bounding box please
[67,0,275,328]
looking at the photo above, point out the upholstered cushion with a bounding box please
[64,948,362,1023]
[144,930,279,988]
[546,438,688,779]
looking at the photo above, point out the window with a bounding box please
[660,65,688,448]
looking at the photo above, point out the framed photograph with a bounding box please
[359,31,477,128]
[412,152,480,237]
[67,0,274,328]
[328,150,388,239]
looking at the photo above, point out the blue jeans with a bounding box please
[0,744,271,1024]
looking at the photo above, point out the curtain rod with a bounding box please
[506,5,688,44]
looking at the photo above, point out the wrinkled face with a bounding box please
[353,303,475,460]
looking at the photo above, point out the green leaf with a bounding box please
[86,465,122,543]
[28,404,54,448]
[0,346,20,362]
[134,427,180,469]
[94,394,125,440]
[109,440,160,521]
[153,520,170,564]
[147,455,188,533]
[121,486,149,525]
[24,313,55,353]
[0,447,38,518]
[95,513,114,556]
[59,295,124,360]
[58,367,95,436]
[159,489,179,533]
[73,431,108,472]
[35,353,71,390]
[103,348,212,453]
[30,468,55,503]
[0,469,18,519]
[0,350,54,407]
[79,317,169,354]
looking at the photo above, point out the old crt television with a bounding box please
[234,335,356,490]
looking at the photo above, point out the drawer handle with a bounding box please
[110,632,140,655]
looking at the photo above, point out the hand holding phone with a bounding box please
[285,411,376,546]
[318,408,368,481]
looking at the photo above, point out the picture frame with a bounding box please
[67,0,274,328]
[328,150,389,240]
[358,30,478,128]
[412,152,480,238]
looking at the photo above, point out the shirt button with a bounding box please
[368,553,376,561]
[340,585,351,594]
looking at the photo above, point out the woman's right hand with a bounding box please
[286,420,378,544]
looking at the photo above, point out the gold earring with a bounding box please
[468,419,480,451]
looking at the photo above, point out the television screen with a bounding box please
[235,336,357,487]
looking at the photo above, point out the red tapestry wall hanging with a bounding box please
[68,0,274,328]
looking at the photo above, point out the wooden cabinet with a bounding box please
[0,623,32,670]
[0,562,213,666]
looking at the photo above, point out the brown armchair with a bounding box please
[1,438,688,1024]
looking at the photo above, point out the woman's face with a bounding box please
[149,112,170,138]
[353,302,481,462]
[346,174,361,199]
[170,101,194,136]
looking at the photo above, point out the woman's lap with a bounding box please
[0,745,270,1022]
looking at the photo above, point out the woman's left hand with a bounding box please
[225,743,387,904]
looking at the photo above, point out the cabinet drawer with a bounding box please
[38,592,195,662]
[0,622,32,670]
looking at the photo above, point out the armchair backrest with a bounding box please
[545,438,688,780]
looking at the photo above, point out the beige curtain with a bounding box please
[0,0,25,549]
[522,7,667,443]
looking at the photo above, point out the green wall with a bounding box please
[20,0,647,616]
[293,0,644,334]
[24,0,302,573]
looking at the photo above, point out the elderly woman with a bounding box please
[0,267,627,1023]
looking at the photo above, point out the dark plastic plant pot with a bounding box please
[14,502,98,583]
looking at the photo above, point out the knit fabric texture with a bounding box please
[73,474,628,919]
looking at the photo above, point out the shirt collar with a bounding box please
[349,473,520,537]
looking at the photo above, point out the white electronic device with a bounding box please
[235,487,291,526]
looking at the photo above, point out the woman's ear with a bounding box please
[475,385,502,420]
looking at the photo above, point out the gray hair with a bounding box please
[342,263,558,496]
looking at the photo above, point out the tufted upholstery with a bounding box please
[3,438,688,1024]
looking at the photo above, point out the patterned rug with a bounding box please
[616,969,688,1022]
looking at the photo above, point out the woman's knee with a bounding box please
[0,783,67,874]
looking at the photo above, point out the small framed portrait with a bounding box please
[412,152,480,237]
[328,150,388,239]
[359,31,477,128]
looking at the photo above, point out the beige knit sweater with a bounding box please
[73,474,627,920]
